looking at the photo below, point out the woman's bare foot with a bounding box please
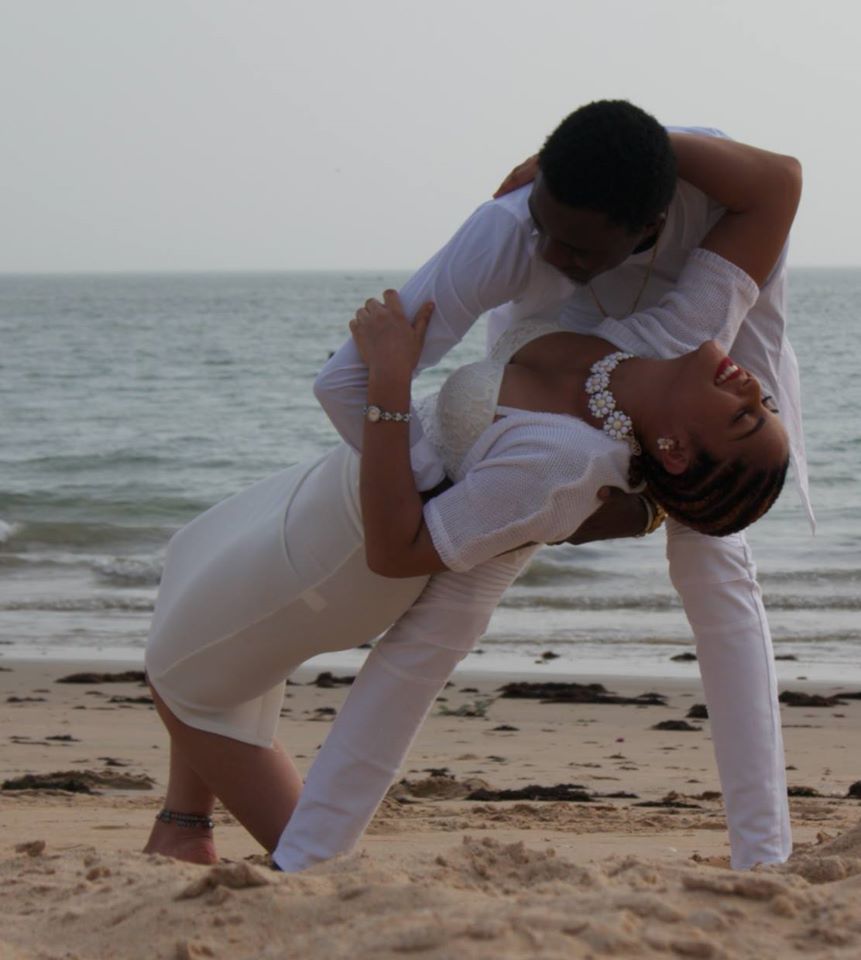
[143,820,218,865]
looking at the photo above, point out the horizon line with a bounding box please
[2,263,858,278]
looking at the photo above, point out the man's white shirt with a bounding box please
[314,129,812,528]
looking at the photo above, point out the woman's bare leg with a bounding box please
[144,684,303,862]
[143,742,218,864]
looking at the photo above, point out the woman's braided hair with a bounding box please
[629,447,789,537]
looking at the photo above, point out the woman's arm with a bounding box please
[352,294,633,576]
[314,201,537,494]
[350,292,449,578]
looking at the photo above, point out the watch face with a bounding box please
[367,405,381,422]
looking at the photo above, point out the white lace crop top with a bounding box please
[418,318,634,572]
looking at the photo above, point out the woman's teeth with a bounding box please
[715,361,740,385]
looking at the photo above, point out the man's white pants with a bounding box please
[274,529,789,872]
[667,519,790,868]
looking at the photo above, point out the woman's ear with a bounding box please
[657,439,690,475]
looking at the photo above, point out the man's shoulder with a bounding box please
[446,186,534,257]
[483,184,533,224]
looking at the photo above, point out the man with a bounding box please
[276,101,807,871]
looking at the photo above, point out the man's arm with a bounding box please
[669,133,800,287]
[314,198,537,490]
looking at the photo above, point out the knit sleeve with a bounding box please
[423,417,631,572]
[592,248,760,359]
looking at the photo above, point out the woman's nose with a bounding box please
[743,372,762,403]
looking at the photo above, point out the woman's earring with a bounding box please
[656,437,676,452]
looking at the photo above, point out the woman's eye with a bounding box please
[733,406,751,423]
[762,395,779,414]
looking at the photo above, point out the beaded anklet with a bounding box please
[155,809,214,830]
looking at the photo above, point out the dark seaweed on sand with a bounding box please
[467,783,594,802]
[779,691,846,708]
[57,671,147,684]
[652,720,701,732]
[497,681,668,706]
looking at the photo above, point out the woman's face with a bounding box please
[670,341,789,470]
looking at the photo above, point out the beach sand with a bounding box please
[2,658,861,959]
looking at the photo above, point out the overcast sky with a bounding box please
[2,0,858,272]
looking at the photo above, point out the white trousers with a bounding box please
[666,519,790,868]
[272,546,537,871]
[274,522,789,872]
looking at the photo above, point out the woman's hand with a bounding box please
[350,290,434,377]
[493,154,539,198]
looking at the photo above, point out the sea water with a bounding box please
[1,269,858,679]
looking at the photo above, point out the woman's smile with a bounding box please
[714,356,742,385]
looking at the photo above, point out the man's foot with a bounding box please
[143,820,218,865]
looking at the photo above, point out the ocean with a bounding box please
[1,269,859,680]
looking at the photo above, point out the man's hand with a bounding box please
[562,487,650,545]
[493,154,539,198]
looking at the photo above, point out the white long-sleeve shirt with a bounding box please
[313,131,812,527]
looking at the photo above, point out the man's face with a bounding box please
[528,173,656,284]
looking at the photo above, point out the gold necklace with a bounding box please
[588,225,662,318]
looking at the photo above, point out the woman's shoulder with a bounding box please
[469,411,630,474]
[489,316,571,364]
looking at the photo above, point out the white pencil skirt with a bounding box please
[145,444,429,747]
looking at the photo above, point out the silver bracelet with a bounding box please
[363,403,411,423]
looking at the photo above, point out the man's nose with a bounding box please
[538,238,566,269]
[539,239,590,276]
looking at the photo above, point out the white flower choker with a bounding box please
[584,351,641,455]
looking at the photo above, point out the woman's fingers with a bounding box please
[350,291,432,365]
[381,289,406,318]
[349,289,434,351]
[412,301,435,348]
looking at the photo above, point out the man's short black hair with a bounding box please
[538,100,676,233]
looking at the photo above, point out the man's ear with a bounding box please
[640,211,667,240]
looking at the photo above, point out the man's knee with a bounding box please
[666,521,758,592]
[664,522,767,629]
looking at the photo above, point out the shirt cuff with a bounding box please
[422,499,467,572]
[687,246,760,303]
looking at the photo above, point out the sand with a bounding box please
[2,657,861,959]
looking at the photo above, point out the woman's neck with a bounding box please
[603,355,671,443]
[504,332,672,436]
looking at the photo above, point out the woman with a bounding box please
[142,138,799,869]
